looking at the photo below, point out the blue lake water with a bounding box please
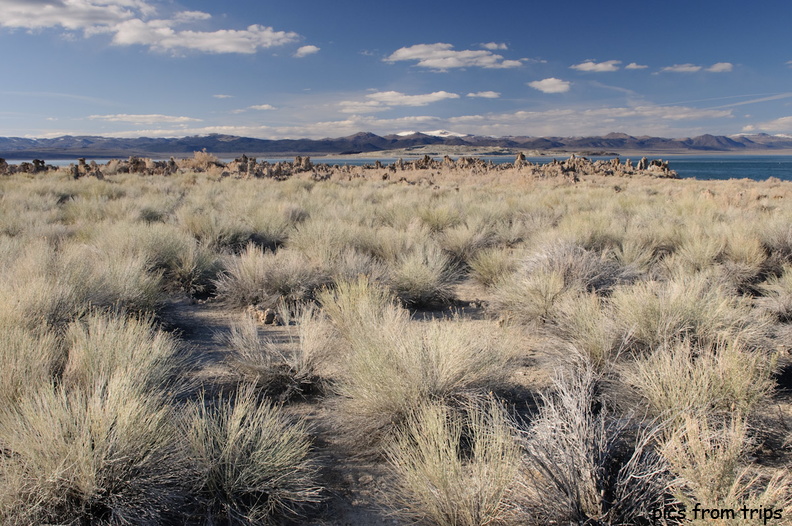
[7,154,792,181]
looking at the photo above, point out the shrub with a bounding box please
[610,271,775,354]
[620,338,776,422]
[320,279,518,452]
[0,327,63,405]
[215,244,329,308]
[468,247,516,287]
[661,415,792,522]
[387,397,520,526]
[519,367,670,525]
[388,242,459,308]
[62,312,183,395]
[185,386,321,524]
[491,241,637,325]
[0,377,190,525]
[222,304,333,398]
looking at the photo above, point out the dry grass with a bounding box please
[661,415,792,524]
[620,338,777,421]
[1,165,791,524]
[387,397,521,526]
[320,278,519,453]
[214,243,329,308]
[184,385,322,524]
[0,377,190,525]
[519,367,671,525]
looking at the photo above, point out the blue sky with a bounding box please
[1,0,791,139]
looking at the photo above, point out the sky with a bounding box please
[1,0,791,140]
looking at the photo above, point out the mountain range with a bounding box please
[1,132,792,159]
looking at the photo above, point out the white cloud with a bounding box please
[88,113,201,124]
[82,100,737,140]
[467,91,500,99]
[0,0,147,31]
[294,44,320,57]
[787,60,792,68]
[661,63,703,73]
[0,0,302,55]
[528,78,571,94]
[111,20,299,54]
[481,42,507,50]
[570,60,621,72]
[339,90,460,113]
[231,104,278,114]
[742,115,792,133]
[625,62,648,70]
[706,62,733,72]
[213,94,234,99]
[385,43,523,70]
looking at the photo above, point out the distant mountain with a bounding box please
[1,132,792,159]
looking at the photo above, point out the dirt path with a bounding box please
[159,294,399,525]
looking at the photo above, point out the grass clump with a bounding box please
[221,304,333,398]
[185,385,322,524]
[0,377,190,525]
[661,415,792,524]
[320,278,518,452]
[387,397,521,526]
[610,270,775,354]
[215,243,329,308]
[519,367,670,525]
[388,242,459,308]
[620,338,776,422]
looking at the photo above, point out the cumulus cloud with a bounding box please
[111,20,298,54]
[467,91,500,98]
[625,62,648,70]
[339,90,460,113]
[570,60,621,72]
[385,43,523,70]
[528,78,571,94]
[660,62,733,73]
[743,116,792,133]
[0,0,302,55]
[88,113,201,124]
[706,62,733,72]
[481,42,507,50]
[661,63,703,73]
[294,44,320,57]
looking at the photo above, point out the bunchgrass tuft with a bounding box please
[387,396,521,526]
[185,385,322,524]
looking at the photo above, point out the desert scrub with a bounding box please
[320,278,519,452]
[0,327,63,405]
[0,376,190,525]
[542,292,620,372]
[491,241,637,325]
[468,246,517,287]
[388,241,460,308]
[756,263,792,321]
[62,312,184,395]
[619,338,777,422]
[519,367,670,525]
[387,397,521,526]
[221,304,334,398]
[215,243,329,308]
[610,270,775,354]
[185,386,322,524]
[661,415,792,524]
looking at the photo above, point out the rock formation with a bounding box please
[0,151,679,180]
